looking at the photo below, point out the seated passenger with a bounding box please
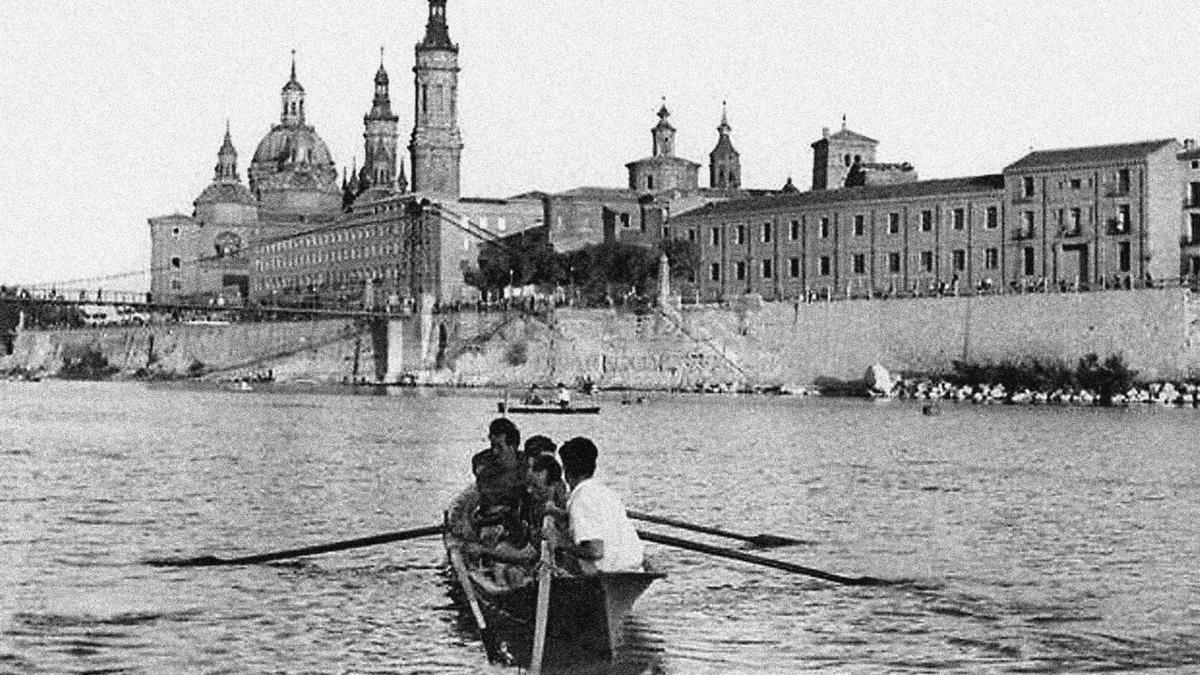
[556,436,644,574]
[523,384,543,405]
[471,418,526,528]
[556,383,572,408]
[523,452,570,547]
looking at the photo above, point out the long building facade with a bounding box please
[669,136,1188,302]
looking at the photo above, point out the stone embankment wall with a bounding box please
[436,288,1196,388]
[0,320,369,382]
[3,289,1196,388]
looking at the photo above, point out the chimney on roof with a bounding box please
[1185,138,1196,151]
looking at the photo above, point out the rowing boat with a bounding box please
[497,401,601,415]
[444,530,662,666]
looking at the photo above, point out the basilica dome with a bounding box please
[251,124,336,172]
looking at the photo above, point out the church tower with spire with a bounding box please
[709,102,741,190]
[409,0,463,198]
[363,49,400,192]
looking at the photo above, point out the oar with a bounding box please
[627,509,807,548]
[637,529,890,587]
[528,515,555,675]
[146,524,444,567]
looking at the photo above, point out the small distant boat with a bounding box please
[498,401,600,415]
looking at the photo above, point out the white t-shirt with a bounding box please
[566,478,644,572]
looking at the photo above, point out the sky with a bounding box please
[2,0,1199,291]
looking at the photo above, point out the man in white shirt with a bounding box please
[557,436,644,574]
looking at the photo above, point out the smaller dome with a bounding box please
[195,182,256,206]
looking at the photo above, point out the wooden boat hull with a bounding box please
[446,542,661,665]
[497,402,601,415]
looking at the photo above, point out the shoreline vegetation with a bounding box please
[4,348,1200,409]
[880,353,1200,408]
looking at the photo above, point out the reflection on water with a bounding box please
[3,381,1200,672]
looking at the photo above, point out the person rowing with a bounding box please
[552,437,644,574]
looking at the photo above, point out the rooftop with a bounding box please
[1005,139,1177,171]
[675,174,1006,220]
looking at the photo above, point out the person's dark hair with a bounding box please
[524,434,556,458]
[558,436,597,479]
[530,453,563,484]
[488,417,520,448]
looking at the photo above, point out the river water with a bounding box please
[3,381,1200,673]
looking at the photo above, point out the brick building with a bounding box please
[669,134,1186,301]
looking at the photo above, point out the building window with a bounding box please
[735,261,746,280]
[920,250,934,272]
[920,210,934,232]
[888,212,901,234]
[818,256,831,276]
[736,225,746,245]
[985,248,999,269]
[170,280,182,290]
[1070,178,1082,190]
[619,213,630,229]
[762,222,772,243]
[952,249,965,271]
[1190,182,1200,207]
[789,257,800,277]
[1117,168,1130,194]
[171,227,181,238]
[171,256,181,269]
[1191,214,1200,243]
[662,227,670,238]
[888,252,901,274]
[646,175,654,190]
[761,259,772,278]
[1067,208,1082,235]
[1118,241,1131,272]
[986,206,998,229]
[1023,247,1035,276]
[688,229,696,242]
[852,253,866,274]
[710,262,721,281]
[711,227,721,246]
[854,214,865,236]
[819,217,830,239]
[1020,211,1035,238]
[1022,176,1035,198]
[952,208,965,231]
[790,219,800,240]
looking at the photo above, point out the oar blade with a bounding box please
[145,555,227,568]
[747,534,810,548]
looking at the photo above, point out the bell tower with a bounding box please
[409,0,463,198]
[363,48,399,190]
[709,102,741,189]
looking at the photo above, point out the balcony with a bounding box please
[1059,226,1083,238]
[1104,186,1131,198]
[1012,228,1036,241]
